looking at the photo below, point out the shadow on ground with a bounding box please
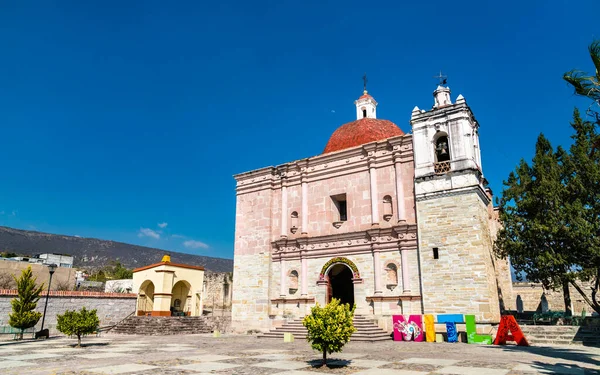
[490,344,600,374]
[307,358,352,369]
[0,336,63,347]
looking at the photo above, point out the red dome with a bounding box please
[323,118,404,154]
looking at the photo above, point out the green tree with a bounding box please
[111,261,133,279]
[563,40,600,314]
[8,267,44,339]
[302,299,356,365]
[563,109,600,314]
[56,307,100,347]
[495,135,576,315]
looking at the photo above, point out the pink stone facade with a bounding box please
[232,135,418,332]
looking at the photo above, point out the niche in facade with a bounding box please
[383,195,393,221]
[290,211,299,234]
[288,270,299,295]
[385,263,398,291]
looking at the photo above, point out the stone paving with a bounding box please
[0,334,598,375]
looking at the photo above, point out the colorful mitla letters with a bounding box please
[392,314,528,346]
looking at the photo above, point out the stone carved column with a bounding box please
[280,258,286,297]
[280,178,288,238]
[368,156,379,226]
[373,244,383,295]
[301,171,308,235]
[401,249,410,293]
[393,150,406,223]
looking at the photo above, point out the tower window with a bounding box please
[433,247,439,259]
[362,109,367,118]
[435,136,450,162]
[331,194,348,222]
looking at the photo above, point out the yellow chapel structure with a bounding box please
[133,255,205,316]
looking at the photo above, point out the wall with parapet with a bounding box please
[512,282,595,315]
[0,289,136,333]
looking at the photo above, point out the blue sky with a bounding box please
[0,1,598,260]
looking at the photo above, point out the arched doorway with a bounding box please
[327,264,354,306]
[171,280,191,316]
[137,280,155,316]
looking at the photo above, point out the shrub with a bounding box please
[56,307,99,347]
[302,298,356,365]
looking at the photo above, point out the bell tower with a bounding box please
[355,74,377,119]
[411,82,501,322]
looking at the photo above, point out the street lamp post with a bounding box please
[39,263,57,336]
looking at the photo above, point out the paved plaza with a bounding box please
[0,334,598,375]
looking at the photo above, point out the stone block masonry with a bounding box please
[417,190,501,322]
[0,289,136,333]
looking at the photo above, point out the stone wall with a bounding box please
[0,289,136,332]
[203,272,233,310]
[512,282,595,315]
[0,261,76,290]
[417,188,501,322]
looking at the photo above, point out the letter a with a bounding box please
[493,315,529,346]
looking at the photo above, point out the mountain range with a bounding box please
[0,226,233,272]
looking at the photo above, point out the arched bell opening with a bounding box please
[435,135,450,162]
[137,280,155,316]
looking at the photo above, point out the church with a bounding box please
[231,81,513,333]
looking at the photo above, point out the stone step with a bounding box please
[259,315,390,342]
[111,316,213,335]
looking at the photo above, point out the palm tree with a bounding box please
[564,40,600,105]
[564,40,600,156]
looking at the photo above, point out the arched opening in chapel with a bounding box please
[171,280,191,316]
[327,264,354,307]
[137,280,155,316]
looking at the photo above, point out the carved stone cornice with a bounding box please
[415,184,490,205]
[270,297,315,304]
[272,224,418,261]
[366,295,421,302]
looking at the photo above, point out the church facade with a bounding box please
[231,84,512,333]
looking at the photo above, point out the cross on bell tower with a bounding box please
[355,74,378,120]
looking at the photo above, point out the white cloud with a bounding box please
[138,227,160,239]
[158,222,168,228]
[331,109,336,113]
[183,240,209,249]
[171,234,186,239]
[10,210,17,217]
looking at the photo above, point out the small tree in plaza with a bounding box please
[8,266,44,339]
[56,307,99,347]
[302,298,356,365]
